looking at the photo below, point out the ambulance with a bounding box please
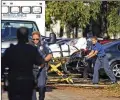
[1,0,45,54]
[1,0,46,83]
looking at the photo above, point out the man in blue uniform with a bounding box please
[86,36,116,84]
[2,27,45,100]
[30,31,52,100]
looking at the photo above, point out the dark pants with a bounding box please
[92,56,116,83]
[8,78,34,100]
[83,61,91,79]
[83,57,96,79]
[32,67,47,100]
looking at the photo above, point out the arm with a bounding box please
[87,50,94,57]
[43,41,53,62]
[35,48,45,68]
[87,50,98,58]
[86,43,98,58]
[88,43,101,58]
[45,53,52,62]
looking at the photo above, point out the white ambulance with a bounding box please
[1,0,45,54]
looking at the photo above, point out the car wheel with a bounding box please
[110,61,120,79]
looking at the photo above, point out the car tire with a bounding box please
[110,61,120,79]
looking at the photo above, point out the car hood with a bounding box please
[2,40,17,49]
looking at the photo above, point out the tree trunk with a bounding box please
[75,26,78,38]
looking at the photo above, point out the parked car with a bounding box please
[63,40,120,79]
[103,40,120,79]
[49,37,87,58]
[99,39,116,44]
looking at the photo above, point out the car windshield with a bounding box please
[1,20,38,40]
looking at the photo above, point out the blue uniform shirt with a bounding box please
[38,41,52,59]
[29,40,52,59]
[92,42,105,57]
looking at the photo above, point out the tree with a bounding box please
[107,1,120,39]
[45,1,101,38]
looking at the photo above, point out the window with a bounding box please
[1,20,38,39]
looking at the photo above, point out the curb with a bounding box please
[48,83,108,88]
[47,82,120,88]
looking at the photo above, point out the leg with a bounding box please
[32,69,39,100]
[32,89,37,100]
[87,59,93,74]
[83,59,90,79]
[92,58,101,84]
[83,65,88,79]
[8,79,34,100]
[102,56,116,82]
[37,67,47,100]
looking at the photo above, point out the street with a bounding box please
[1,1,120,100]
[2,84,120,100]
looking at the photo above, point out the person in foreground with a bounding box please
[86,36,117,84]
[30,31,52,100]
[2,27,45,100]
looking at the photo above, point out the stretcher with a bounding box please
[48,57,74,84]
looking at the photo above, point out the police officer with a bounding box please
[30,31,52,100]
[86,36,116,84]
[2,27,45,100]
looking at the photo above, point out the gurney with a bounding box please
[48,38,88,84]
[48,57,74,84]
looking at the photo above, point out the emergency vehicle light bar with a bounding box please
[32,6,42,14]
[2,6,42,14]
[21,6,31,14]
[10,6,20,14]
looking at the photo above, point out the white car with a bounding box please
[49,37,87,58]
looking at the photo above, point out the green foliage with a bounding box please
[45,1,65,28]
[45,1,120,38]
[89,1,101,20]
[107,1,120,38]
[46,1,101,29]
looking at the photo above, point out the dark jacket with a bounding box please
[2,43,45,80]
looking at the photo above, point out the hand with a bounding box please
[85,55,88,58]
[84,55,89,60]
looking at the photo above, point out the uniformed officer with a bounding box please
[30,31,52,100]
[2,27,45,100]
[86,36,116,84]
